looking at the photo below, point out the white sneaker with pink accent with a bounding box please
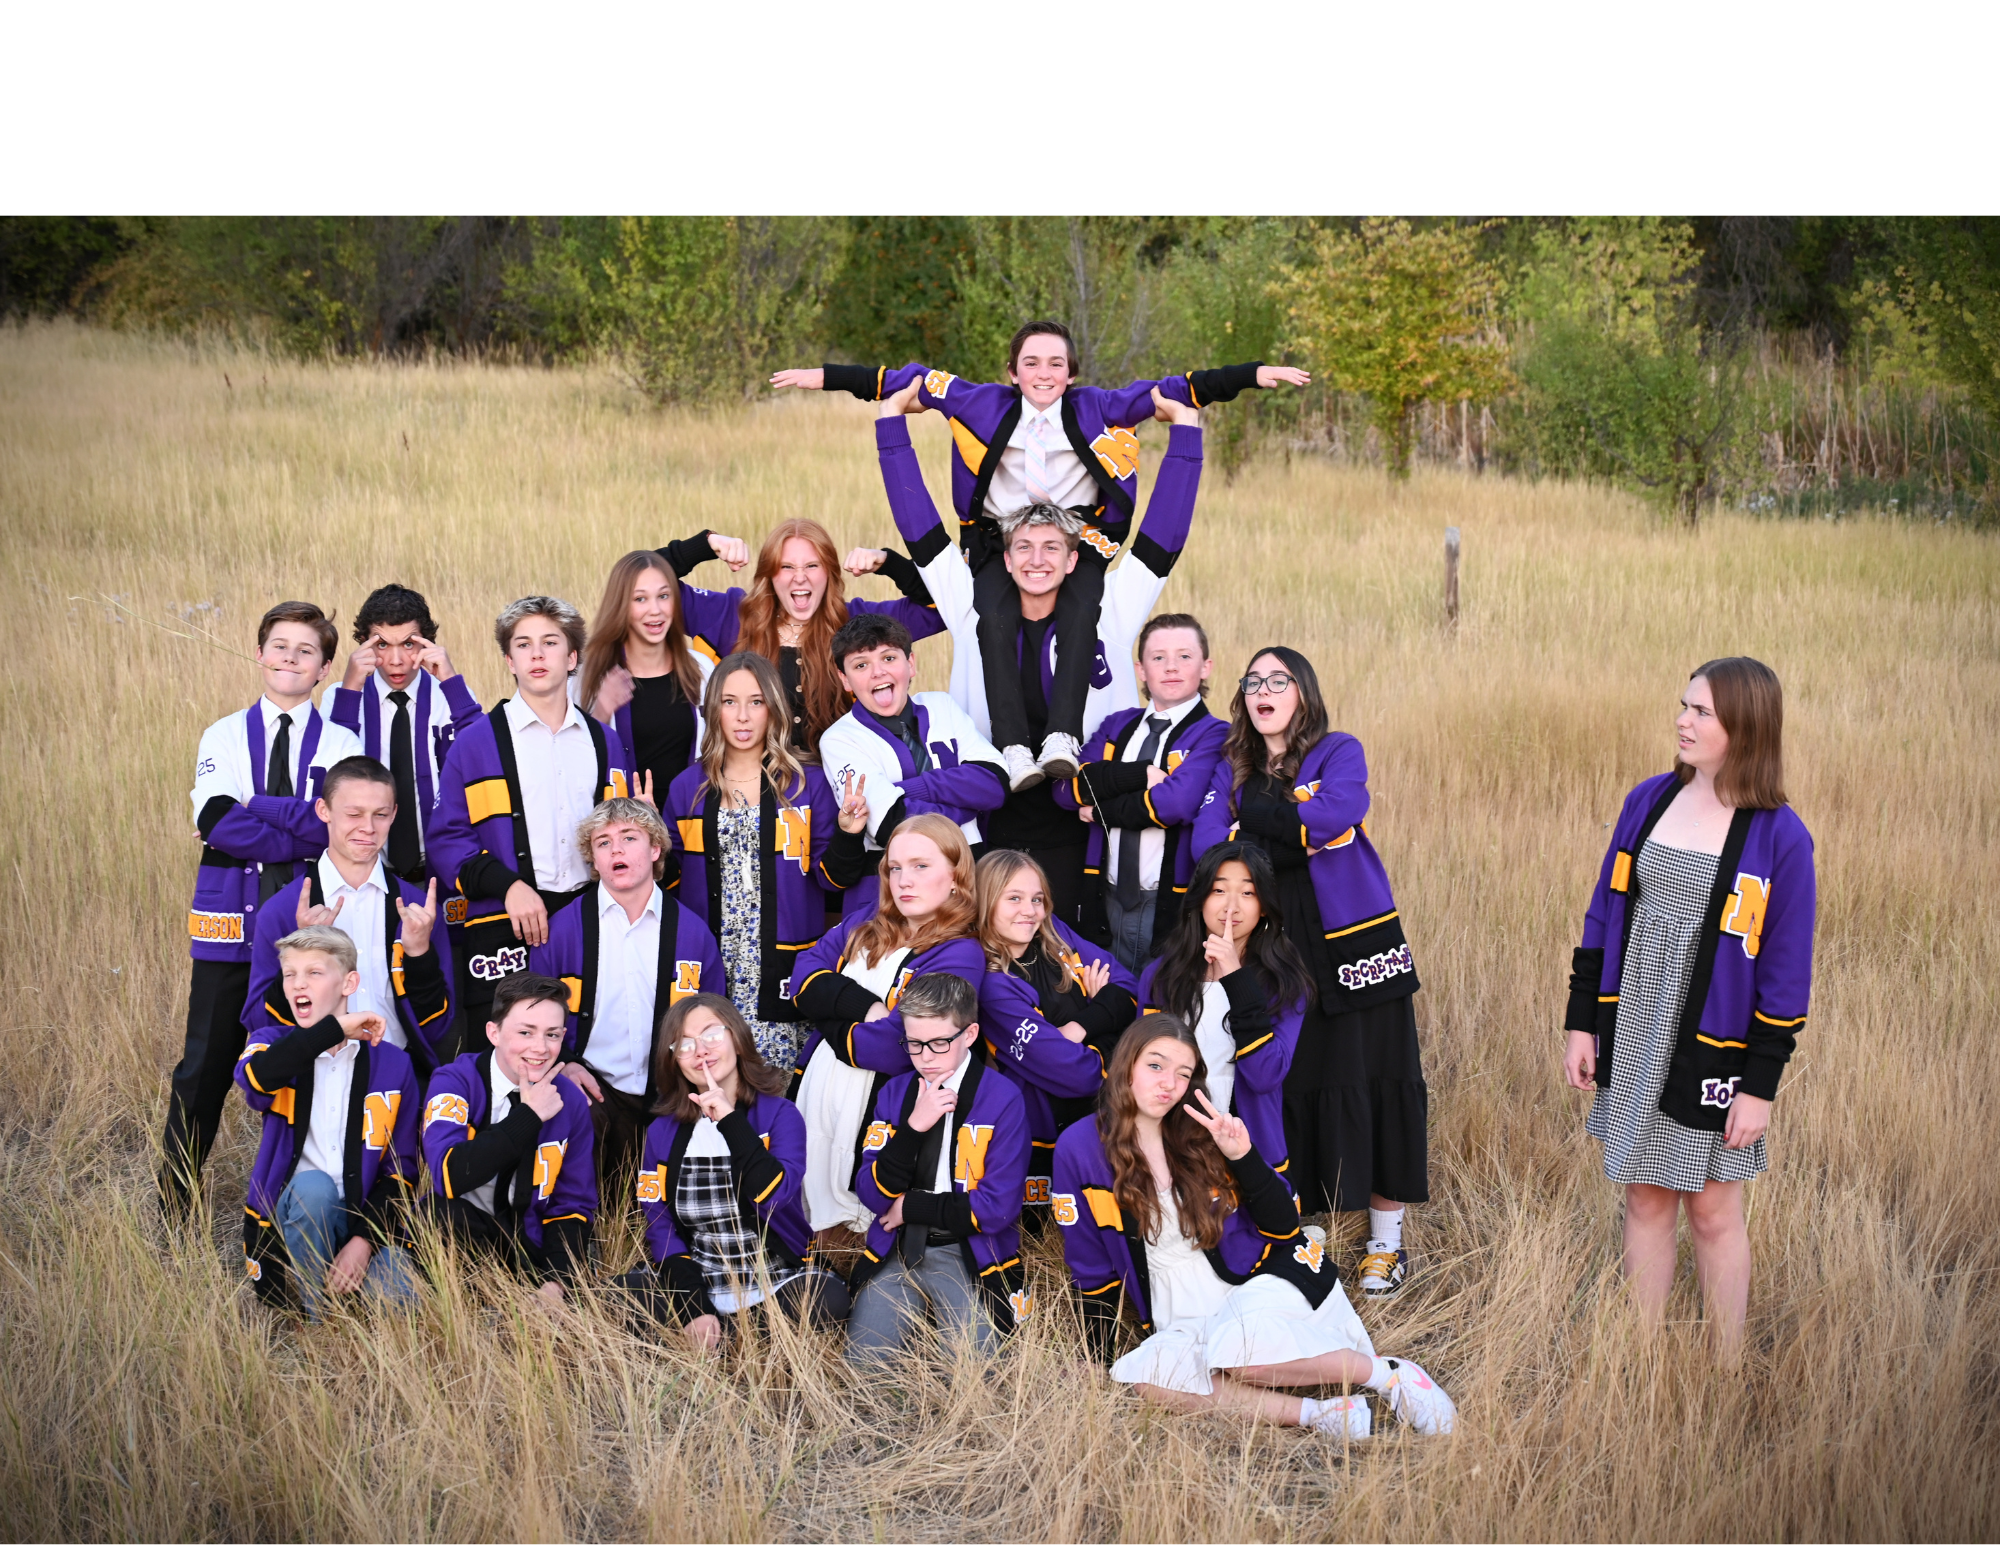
[1372,1357,1456,1435]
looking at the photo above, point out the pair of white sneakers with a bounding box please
[1306,1360,1457,1438]
[1002,732,1081,791]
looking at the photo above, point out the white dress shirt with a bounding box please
[1192,980,1237,1118]
[1103,694,1205,894]
[297,1036,361,1194]
[463,1056,519,1217]
[927,1052,974,1196]
[590,881,663,1095]
[190,697,362,823]
[316,853,403,1047]
[504,693,598,893]
[368,671,435,859]
[985,397,1094,517]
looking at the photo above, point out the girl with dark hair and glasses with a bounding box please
[1191,648,1428,1297]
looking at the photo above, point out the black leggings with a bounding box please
[973,552,1106,749]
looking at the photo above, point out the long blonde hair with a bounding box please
[848,813,977,967]
[580,551,704,713]
[734,519,852,747]
[697,652,806,804]
[973,849,1079,985]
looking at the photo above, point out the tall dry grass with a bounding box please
[0,320,1995,1541]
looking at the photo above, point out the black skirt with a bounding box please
[1281,992,1429,1213]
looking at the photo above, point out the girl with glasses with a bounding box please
[618,994,850,1348]
[1192,648,1429,1298]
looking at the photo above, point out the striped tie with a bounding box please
[1025,410,1054,504]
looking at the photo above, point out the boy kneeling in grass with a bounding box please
[422,973,598,1307]
[847,972,1031,1364]
[235,925,422,1316]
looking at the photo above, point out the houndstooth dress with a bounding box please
[1586,839,1768,1191]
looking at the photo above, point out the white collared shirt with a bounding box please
[590,881,662,1095]
[371,672,431,858]
[1104,695,1205,893]
[929,1052,973,1196]
[316,853,404,1047]
[463,1056,519,1217]
[297,1036,361,1194]
[985,396,1093,517]
[504,693,598,892]
[189,699,361,823]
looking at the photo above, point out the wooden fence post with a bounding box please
[1444,526,1461,634]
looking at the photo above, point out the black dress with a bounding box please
[628,671,697,797]
[1236,771,1429,1213]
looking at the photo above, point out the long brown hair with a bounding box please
[697,651,806,804]
[973,849,1079,983]
[734,519,852,747]
[1145,842,1313,1026]
[1678,656,1787,810]
[649,993,786,1121]
[1098,1016,1235,1251]
[1220,645,1330,815]
[580,551,705,714]
[848,813,977,968]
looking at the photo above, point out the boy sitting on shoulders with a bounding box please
[422,973,599,1306]
[235,925,422,1317]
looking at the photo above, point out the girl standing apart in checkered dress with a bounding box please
[1564,659,1817,1362]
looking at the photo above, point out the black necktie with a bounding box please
[260,712,295,902]
[386,689,422,878]
[899,1111,949,1268]
[884,710,930,773]
[1116,715,1171,908]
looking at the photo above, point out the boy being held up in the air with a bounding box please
[235,925,422,1316]
[774,322,1305,789]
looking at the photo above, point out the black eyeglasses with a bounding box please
[1240,672,1294,696]
[903,1032,966,1056]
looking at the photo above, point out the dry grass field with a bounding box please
[1,321,1996,1541]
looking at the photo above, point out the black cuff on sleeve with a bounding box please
[820,824,874,891]
[906,522,952,567]
[353,1172,415,1247]
[460,852,524,904]
[718,1106,786,1204]
[196,795,238,841]
[822,363,883,400]
[653,1252,714,1323]
[871,1121,928,1196]
[400,944,448,1021]
[1224,1147,1297,1237]
[656,531,714,578]
[1187,362,1262,405]
[900,1188,974,1237]
[875,548,934,605]
[442,1101,545,1197]
[538,1215,592,1285]
[875,795,910,842]
[1095,791,1157,830]
[246,1015,347,1090]
[1738,1050,1788,1104]
[1073,985,1136,1044]
[1079,1289,1123,1364]
[1564,947,1605,1034]
[1218,967,1277,1054]
[1235,790,1308,846]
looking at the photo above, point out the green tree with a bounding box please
[823,217,970,367]
[1275,217,1510,477]
[600,217,844,406]
[1510,218,1750,526]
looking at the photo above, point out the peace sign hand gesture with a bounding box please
[1183,1088,1251,1160]
[296,885,345,929]
[837,771,870,835]
[395,877,438,956]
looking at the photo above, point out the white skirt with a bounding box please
[796,1039,877,1234]
[1111,1273,1375,1396]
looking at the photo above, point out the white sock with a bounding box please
[1364,1357,1397,1392]
[1366,1205,1404,1254]
[1297,1396,1324,1428]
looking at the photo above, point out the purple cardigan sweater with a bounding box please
[1565,771,1816,1129]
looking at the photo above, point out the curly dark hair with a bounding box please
[351,584,439,644]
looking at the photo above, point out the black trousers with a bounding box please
[587,1079,654,1211]
[453,884,588,1048]
[428,1194,587,1285]
[973,552,1107,751]
[1027,842,1089,932]
[159,957,252,1215]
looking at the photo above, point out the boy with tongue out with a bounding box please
[422,973,599,1305]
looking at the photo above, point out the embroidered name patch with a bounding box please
[1700,1076,1742,1109]
[189,910,244,943]
[469,946,528,981]
[1337,943,1414,993]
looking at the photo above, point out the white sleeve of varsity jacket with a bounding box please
[191,712,250,823]
[816,716,903,846]
[921,692,1005,773]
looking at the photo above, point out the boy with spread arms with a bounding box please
[816,614,1007,913]
[328,583,484,883]
[529,797,725,1194]
[775,324,1303,788]
[242,755,453,1076]
[235,925,422,1315]
[163,600,362,1220]
[872,381,1206,929]
[429,596,634,1044]
[422,972,598,1305]
[1057,613,1229,971]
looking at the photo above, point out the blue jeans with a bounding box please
[1105,887,1159,977]
[275,1169,418,1320]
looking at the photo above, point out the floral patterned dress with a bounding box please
[716,801,811,1070]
